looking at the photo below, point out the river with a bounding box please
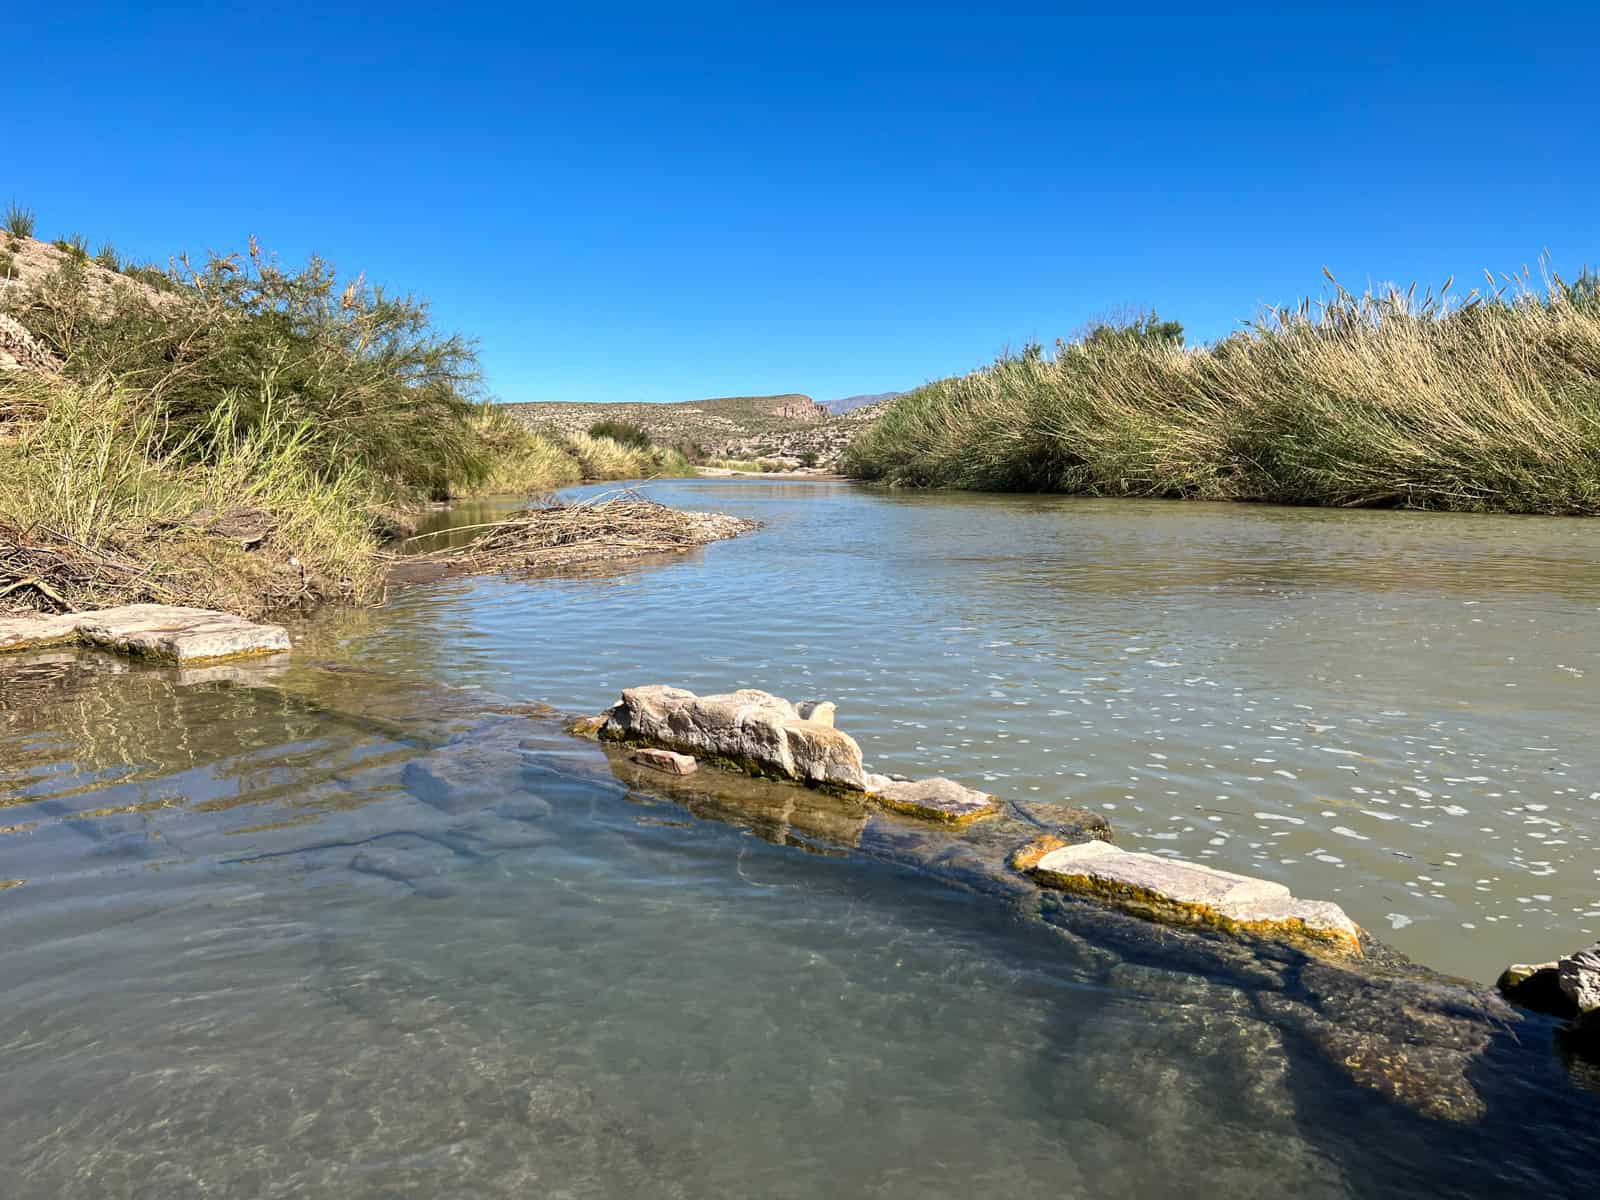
[2,478,1596,1197]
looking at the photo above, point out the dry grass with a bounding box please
[845,274,1600,514]
[0,374,385,615]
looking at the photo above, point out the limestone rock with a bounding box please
[567,714,608,739]
[633,747,698,775]
[782,720,865,790]
[796,700,836,727]
[0,604,289,663]
[0,312,61,373]
[871,777,1001,827]
[0,611,81,652]
[601,685,865,790]
[1025,840,1361,954]
[74,604,290,663]
[1009,833,1073,871]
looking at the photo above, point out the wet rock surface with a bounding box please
[633,747,698,775]
[868,776,1001,826]
[1025,840,1362,953]
[0,604,290,663]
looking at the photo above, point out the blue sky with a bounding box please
[15,2,1598,403]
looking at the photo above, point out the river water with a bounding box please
[2,478,1597,1197]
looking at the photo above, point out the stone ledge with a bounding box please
[0,604,290,664]
[1024,840,1362,954]
[868,777,1001,827]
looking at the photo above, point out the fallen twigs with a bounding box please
[396,490,758,575]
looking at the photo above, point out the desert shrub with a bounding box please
[3,201,35,239]
[8,239,487,501]
[586,418,652,449]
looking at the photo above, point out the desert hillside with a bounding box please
[502,392,890,466]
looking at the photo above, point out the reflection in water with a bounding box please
[4,480,1600,1197]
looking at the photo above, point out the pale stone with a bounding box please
[633,747,698,775]
[601,686,865,789]
[0,612,82,652]
[796,700,836,727]
[0,604,289,664]
[74,604,290,663]
[782,720,865,790]
[1026,841,1362,953]
[871,777,1001,826]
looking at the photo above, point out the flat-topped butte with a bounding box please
[579,683,1361,955]
[0,604,289,664]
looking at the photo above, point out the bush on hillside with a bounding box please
[7,238,487,501]
[586,418,652,449]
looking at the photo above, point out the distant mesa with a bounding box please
[499,390,900,468]
[823,391,903,415]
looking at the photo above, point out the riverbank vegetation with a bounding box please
[0,221,697,615]
[844,274,1600,514]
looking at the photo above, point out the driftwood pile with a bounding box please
[401,491,758,575]
[0,519,175,614]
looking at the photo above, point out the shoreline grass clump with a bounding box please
[844,272,1600,515]
[1,230,501,614]
[0,217,706,614]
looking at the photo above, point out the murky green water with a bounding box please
[3,480,1598,1197]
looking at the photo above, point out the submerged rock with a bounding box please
[633,747,698,775]
[1023,840,1362,954]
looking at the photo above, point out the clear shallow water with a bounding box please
[404,481,1600,979]
[2,481,1598,1197]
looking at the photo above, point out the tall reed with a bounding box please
[845,275,1600,514]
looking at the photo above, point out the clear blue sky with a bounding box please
[15,2,1598,404]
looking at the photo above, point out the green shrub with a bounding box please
[586,418,652,449]
[3,201,34,239]
[53,233,89,263]
[94,242,121,272]
[8,240,486,502]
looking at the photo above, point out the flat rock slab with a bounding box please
[0,612,81,652]
[1025,840,1361,954]
[633,747,698,775]
[870,777,1001,827]
[0,604,290,664]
